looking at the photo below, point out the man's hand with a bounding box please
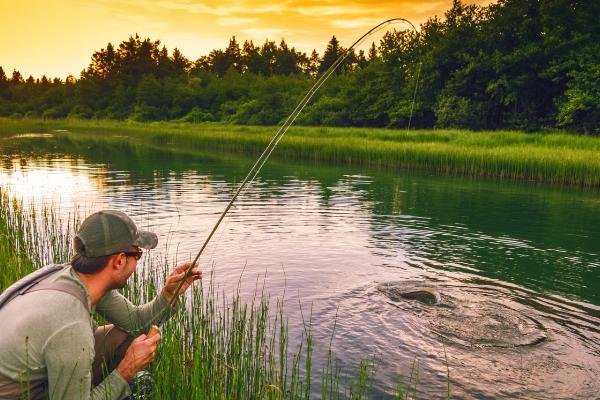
[116,333,161,381]
[161,262,202,303]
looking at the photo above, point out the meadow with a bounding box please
[1,118,599,187]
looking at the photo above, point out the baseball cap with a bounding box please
[75,210,158,257]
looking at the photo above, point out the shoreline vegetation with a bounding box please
[2,118,600,187]
[0,189,432,399]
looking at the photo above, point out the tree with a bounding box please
[319,35,357,75]
[83,42,117,79]
[273,39,305,75]
[307,50,320,78]
[133,74,166,120]
[11,69,23,84]
[40,75,51,87]
[156,45,172,78]
[206,49,229,76]
[557,46,600,134]
[241,40,261,74]
[171,48,191,75]
[356,50,367,69]
[0,67,8,96]
[116,34,161,82]
[367,42,378,62]
[260,40,278,75]
[224,36,242,73]
[201,37,244,76]
[319,36,343,74]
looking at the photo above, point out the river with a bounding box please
[1,132,599,399]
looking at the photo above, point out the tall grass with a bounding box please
[1,118,599,187]
[0,192,76,290]
[0,191,439,399]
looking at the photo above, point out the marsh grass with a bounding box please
[0,192,77,290]
[395,359,420,400]
[1,118,599,187]
[0,190,444,398]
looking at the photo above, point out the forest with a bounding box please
[0,0,598,133]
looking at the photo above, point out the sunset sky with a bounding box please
[1,0,493,79]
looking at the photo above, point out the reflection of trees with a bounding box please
[365,173,600,304]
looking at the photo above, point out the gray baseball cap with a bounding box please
[75,210,158,257]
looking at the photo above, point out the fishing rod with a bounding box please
[167,18,419,306]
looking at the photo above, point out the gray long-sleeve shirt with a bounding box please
[0,265,177,400]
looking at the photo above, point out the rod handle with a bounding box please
[147,325,161,338]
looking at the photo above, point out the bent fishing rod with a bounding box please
[167,18,418,306]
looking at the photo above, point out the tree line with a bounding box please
[0,0,598,133]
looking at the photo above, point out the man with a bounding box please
[0,210,201,399]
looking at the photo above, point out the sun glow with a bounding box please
[0,159,99,204]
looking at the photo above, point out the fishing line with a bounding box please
[407,60,422,132]
[167,18,419,306]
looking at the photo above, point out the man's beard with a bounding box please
[115,281,128,289]
[110,276,130,290]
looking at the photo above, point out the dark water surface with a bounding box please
[1,134,599,399]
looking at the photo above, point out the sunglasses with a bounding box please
[123,250,143,260]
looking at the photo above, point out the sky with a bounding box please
[0,0,494,79]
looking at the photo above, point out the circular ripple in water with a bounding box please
[426,296,547,348]
[376,281,548,349]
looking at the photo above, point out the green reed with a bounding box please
[2,118,599,187]
[0,192,77,290]
[0,190,441,398]
[395,359,420,400]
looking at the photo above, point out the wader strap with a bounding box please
[23,282,89,312]
[0,264,65,310]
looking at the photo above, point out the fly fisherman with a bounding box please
[0,210,201,400]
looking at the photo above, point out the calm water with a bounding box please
[1,133,599,399]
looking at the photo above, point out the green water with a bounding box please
[1,133,599,398]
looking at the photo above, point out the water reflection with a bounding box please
[1,134,599,399]
[0,158,99,203]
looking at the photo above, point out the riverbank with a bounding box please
[2,118,599,187]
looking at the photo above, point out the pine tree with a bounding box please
[207,49,229,76]
[0,66,8,95]
[225,36,242,73]
[156,45,172,77]
[307,50,320,78]
[260,40,278,75]
[84,42,117,79]
[356,49,367,69]
[242,40,261,74]
[367,42,378,62]
[11,69,23,83]
[171,48,190,74]
[116,34,160,82]
[319,36,343,74]
[274,39,302,75]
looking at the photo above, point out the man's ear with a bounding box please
[110,253,125,271]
